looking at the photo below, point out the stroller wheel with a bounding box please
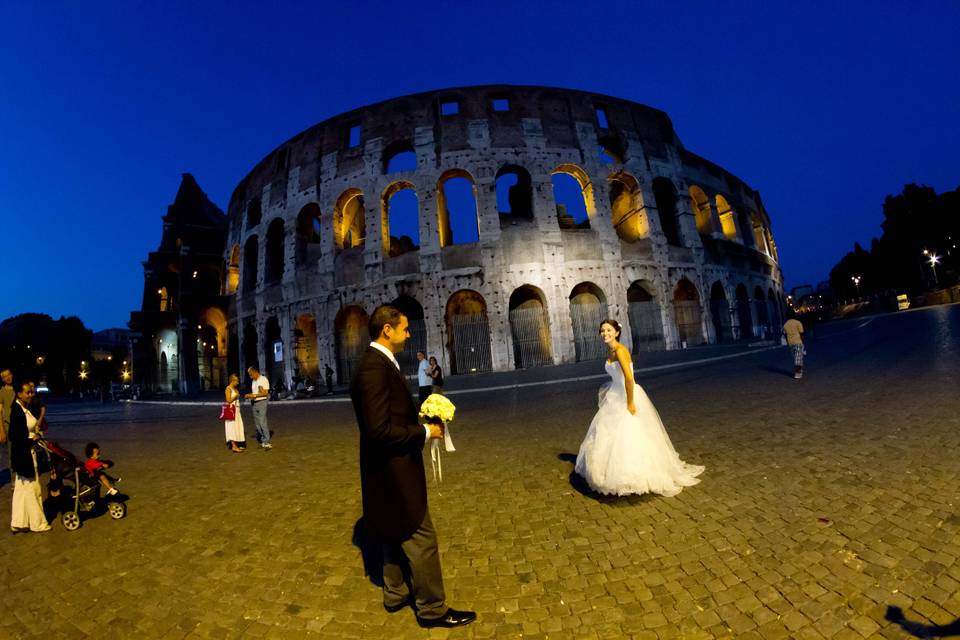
[62,512,81,531]
[108,502,126,520]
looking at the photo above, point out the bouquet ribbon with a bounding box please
[429,428,456,483]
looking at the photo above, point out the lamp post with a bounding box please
[929,254,940,286]
[851,275,861,299]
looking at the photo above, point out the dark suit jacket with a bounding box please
[350,345,427,542]
[8,402,37,479]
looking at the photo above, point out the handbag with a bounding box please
[219,403,236,421]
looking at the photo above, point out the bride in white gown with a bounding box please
[575,319,704,497]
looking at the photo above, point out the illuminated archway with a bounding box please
[381,181,419,257]
[445,290,492,374]
[715,195,738,241]
[608,171,647,242]
[334,305,369,384]
[627,280,665,352]
[689,186,714,235]
[334,189,365,249]
[569,282,608,361]
[672,279,703,347]
[508,285,552,368]
[551,164,595,230]
[437,169,480,247]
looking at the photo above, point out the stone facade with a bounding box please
[224,85,784,387]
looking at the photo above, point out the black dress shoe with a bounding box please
[383,598,410,613]
[417,608,476,628]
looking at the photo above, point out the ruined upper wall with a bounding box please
[227,85,697,216]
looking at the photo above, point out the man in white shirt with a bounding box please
[244,366,272,449]
[416,352,431,408]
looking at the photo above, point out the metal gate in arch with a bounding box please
[509,305,553,368]
[570,301,607,361]
[673,300,704,347]
[627,301,665,353]
[449,313,492,374]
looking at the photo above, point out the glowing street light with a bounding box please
[929,254,940,285]
[851,275,861,297]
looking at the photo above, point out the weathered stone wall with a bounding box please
[223,86,784,385]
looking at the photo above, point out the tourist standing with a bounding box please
[783,312,806,379]
[416,352,431,408]
[324,364,335,395]
[428,356,444,395]
[223,374,244,452]
[244,366,272,449]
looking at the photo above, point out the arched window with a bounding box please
[158,286,169,312]
[437,170,480,247]
[383,141,417,174]
[551,164,594,230]
[652,178,682,246]
[242,235,259,291]
[598,135,625,164]
[296,203,322,265]
[751,214,770,255]
[689,186,714,235]
[715,195,738,241]
[225,245,240,294]
[496,165,533,225]
[294,314,319,380]
[265,218,285,283]
[334,189,365,249]
[608,171,647,242]
[246,198,262,229]
[709,282,732,342]
[381,182,419,257]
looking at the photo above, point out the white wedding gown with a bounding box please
[575,359,704,497]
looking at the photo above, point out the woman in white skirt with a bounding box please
[224,374,245,452]
[9,380,51,533]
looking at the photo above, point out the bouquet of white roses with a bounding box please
[419,393,456,483]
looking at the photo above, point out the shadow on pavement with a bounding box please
[760,365,795,378]
[352,518,384,588]
[886,605,960,637]
[557,452,655,506]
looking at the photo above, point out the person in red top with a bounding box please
[84,442,119,496]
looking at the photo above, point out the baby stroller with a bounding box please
[36,439,127,531]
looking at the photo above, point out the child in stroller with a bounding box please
[39,439,126,531]
[84,442,120,496]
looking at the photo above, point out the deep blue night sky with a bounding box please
[1,1,958,330]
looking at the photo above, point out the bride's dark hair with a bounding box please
[598,319,622,337]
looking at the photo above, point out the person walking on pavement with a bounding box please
[350,305,475,628]
[783,311,806,379]
[416,351,431,408]
[244,366,272,449]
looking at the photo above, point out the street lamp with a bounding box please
[851,275,861,298]
[929,254,940,286]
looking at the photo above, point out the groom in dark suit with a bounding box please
[350,305,476,628]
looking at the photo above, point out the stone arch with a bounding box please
[334,188,365,249]
[242,322,259,370]
[753,286,769,338]
[294,313,319,382]
[296,203,322,266]
[156,327,178,392]
[265,218,285,283]
[437,169,480,247]
[551,164,595,230]
[735,283,753,340]
[569,282,609,361]
[751,214,770,255]
[264,316,285,389]
[445,290,493,374]
[653,177,682,246]
[508,285,552,369]
[390,294,426,375]
[767,287,781,336]
[334,305,369,385]
[627,280,665,353]
[608,171,647,242]
[242,235,258,291]
[689,186,714,235]
[383,140,417,174]
[225,245,240,294]
[496,165,533,225]
[381,181,419,257]
[672,279,704,347]
[246,198,262,229]
[197,306,227,390]
[598,134,626,164]
[709,281,733,342]
[715,194,738,241]
[157,286,170,312]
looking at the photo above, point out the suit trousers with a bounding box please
[382,509,446,619]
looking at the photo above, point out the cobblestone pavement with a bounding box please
[1,305,958,639]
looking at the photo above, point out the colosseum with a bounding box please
[222,85,784,387]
